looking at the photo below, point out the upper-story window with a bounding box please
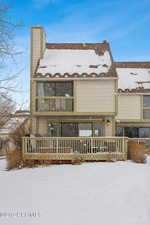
[36,82,73,112]
[143,95,150,119]
[37,82,73,97]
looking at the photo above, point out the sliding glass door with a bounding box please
[61,123,78,137]
[48,122,103,137]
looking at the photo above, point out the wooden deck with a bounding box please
[22,137,128,161]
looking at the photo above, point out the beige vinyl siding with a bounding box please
[31,27,45,76]
[31,28,41,75]
[76,80,115,113]
[38,118,48,136]
[117,95,141,120]
[31,117,37,135]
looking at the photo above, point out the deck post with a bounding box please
[22,137,24,154]
[91,138,93,154]
[122,137,128,160]
[56,138,58,154]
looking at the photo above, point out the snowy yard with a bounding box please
[0,157,150,225]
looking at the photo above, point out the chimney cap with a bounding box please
[32,25,43,29]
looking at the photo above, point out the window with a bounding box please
[78,123,92,137]
[55,82,73,96]
[116,127,150,138]
[47,122,103,137]
[44,83,55,96]
[36,81,73,112]
[143,96,150,107]
[143,109,150,119]
[143,96,150,119]
[61,123,78,137]
[93,122,103,136]
[124,127,139,138]
[37,82,73,97]
[116,127,124,136]
[48,123,61,137]
[139,128,150,138]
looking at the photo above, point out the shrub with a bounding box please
[5,124,29,169]
[6,149,23,170]
[128,141,146,163]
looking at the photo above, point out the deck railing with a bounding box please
[36,97,74,112]
[128,138,150,147]
[22,137,128,161]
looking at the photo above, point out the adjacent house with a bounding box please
[116,62,150,138]
[22,25,150,161]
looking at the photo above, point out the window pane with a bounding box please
[94,122,103,136]
[143,109,150,119]
[61,123,78,137]
[143,96,150,107]
[37,82,73,96]
[56,82,73,96]
[37,82,55,96]
[48,123,61,137]
[37,82,45,96]
[116,127,124,136]
[124,127,139,138]
[139,128,150,138]
[44,83,55,96]
[78,123,92,137]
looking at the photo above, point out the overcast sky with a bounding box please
[6,0,150,108]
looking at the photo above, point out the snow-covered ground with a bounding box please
[0,157,150,225]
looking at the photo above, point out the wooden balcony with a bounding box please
[22,137,128,161]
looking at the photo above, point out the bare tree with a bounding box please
[0,93,15,128]
[0,1,22,128]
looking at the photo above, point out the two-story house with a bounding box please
[116,62,150,138]
[22,25,150,162]
[30,26,117,138]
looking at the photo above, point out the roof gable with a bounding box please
[35,42,115,78]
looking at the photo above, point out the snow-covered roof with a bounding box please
[36,43,114,77]
[115,62,150,90]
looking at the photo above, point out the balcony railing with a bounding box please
[22,137,128,161]
[36,97,74,112]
